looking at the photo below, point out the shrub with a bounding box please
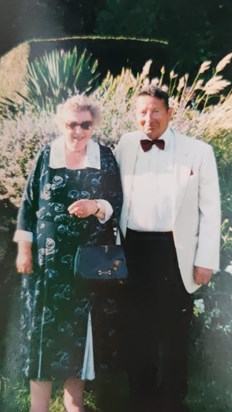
[0,43,29,104]
[0,110,56,206]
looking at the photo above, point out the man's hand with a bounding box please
[16,241,33,275]
[194,266,213,285]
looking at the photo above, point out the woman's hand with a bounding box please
[68,199,105,220]
[16,241,33,275]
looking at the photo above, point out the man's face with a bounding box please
[135,95,172,140]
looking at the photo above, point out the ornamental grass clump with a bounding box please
[149,53,232,139]
[93,53,232,144]
[0,47,100,116]
[22,48,100,112]
[92,67,144,145]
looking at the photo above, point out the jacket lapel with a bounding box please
[122,132,143,200]
[118,132,143,235]
[172,130,194,223]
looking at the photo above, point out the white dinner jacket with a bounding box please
[114,128,221,293]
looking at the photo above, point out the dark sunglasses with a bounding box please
[65,120,93,130]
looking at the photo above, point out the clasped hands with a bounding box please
[68,199,99,218]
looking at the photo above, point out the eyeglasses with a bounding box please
[65,120,93,130]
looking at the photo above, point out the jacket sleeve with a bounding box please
[194,145,221,270]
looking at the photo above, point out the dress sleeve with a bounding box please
[96,199,113,223]
[14,148,45,242]
[100,146,123,222]
[13,229,33,242]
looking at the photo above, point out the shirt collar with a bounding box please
[158,127,173,150]
[49,136,101,169]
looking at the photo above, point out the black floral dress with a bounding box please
[16,142,123,381]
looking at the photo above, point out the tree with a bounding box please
[95,0,232,74]
[0,0,104,56]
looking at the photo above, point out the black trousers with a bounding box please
[124,229,193,412]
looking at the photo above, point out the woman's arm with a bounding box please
[14,148,44,274]
[16,241,33,274]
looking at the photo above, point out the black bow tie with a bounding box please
[140,139,165,152]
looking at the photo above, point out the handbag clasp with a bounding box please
[97,269,112,276]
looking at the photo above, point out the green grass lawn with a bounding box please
[1,367,232,412]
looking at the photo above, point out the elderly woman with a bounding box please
[14,94,123,412]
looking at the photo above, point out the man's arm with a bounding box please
[194,144,221,281]
[194,266,213,285]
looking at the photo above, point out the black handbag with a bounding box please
[74,244,128,280]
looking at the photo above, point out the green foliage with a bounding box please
[0,377,30,412]
[189,274,232,410]
[0,43,29,119]
[0,376,99,412]
[0,96,26,120]
[0,110,56,206]
[0,47,100,117]
[189,128,232,409]
[0,43,29,104]
[187,374,232,411]
[1,0,231,78]
[23,47,100,112]
[95,0,232,71]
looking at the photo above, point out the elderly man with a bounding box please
[114,85,221,412]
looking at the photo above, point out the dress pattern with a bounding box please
[17,143,123,381]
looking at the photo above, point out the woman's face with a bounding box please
[62,109,94,151]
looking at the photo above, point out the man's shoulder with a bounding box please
[173,129,212,153]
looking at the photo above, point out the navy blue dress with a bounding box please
[16,143,123,381]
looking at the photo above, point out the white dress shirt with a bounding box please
[127,127,175,232]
